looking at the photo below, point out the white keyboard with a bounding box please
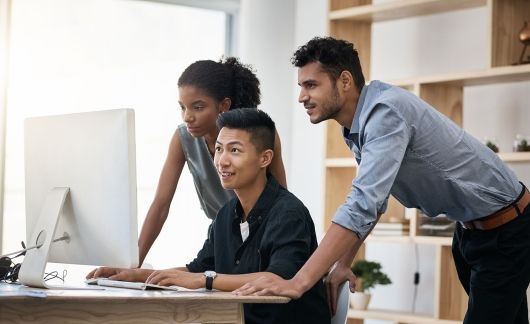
[96,279,146,290]
[93,278,196,291]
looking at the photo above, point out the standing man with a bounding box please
[234,36,530,324]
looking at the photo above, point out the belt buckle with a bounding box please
[462,221,475,230]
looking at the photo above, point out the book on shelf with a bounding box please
[371,230,410,236]
[375,223,410,230]
[372,222,410,236]
[418,212,455,237]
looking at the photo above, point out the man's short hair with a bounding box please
[291,36,365,91]
[217,109,275,152]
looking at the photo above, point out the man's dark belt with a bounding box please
[462,187,530,230]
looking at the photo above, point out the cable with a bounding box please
[0,233,70,258]
[43,269,67,283]
[1,241,69,284]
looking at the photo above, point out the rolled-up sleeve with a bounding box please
[333,103,410,239]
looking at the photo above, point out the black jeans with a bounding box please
[453,202,530,324]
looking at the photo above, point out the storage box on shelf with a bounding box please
[324,0,530,323]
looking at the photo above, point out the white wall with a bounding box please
[238,0,329,238]
[290,0,328,238]
[239,0,296,174]
[1,0,228,278]
[0,0,10,254]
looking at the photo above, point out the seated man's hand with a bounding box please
[324,261,356,316]
[86,267,152,282]
[233,273,303,299]
[146,269,203,289]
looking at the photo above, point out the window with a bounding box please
[2,0,228,277]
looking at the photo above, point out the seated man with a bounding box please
[88,108,331,324]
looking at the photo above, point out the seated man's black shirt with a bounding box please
[187,175,330,324]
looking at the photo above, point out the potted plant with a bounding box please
[485,140,499,153]
[513,135,530,152]
[350,260,392,310]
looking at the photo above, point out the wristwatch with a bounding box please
[204,270,217,290]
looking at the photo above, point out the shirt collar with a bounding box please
[233,173,280,225]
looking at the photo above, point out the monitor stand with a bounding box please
[18,187,73,289]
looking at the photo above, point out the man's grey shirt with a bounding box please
[333,80,521,239]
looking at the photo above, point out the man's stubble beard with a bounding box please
[312,86,342,124]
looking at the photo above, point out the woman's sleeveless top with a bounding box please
[178,124,235,219]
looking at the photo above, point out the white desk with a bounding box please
[0,283,290,324]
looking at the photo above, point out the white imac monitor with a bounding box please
[19,109,139,288]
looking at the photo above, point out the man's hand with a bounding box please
[86,267,152,282]
[146,269,203,289]
[232,273,303,299]
[324,261,357,316]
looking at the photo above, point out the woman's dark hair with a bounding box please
[291,37,365,91]
[178,57,261,109]
[217,109,275,152]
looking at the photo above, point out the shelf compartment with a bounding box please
[389,65,530,124]
[324,167,357,231]
[390,64,530,88]
[325,120,352,158]
[490,0,530,67]
[419,83,463,126]
[366,235,412,244]
[330,0,530,70]
[347,308,461,324]
[413,235,453,246]
[325,157,357,167]
[366,234,453,246]
[329,0,486,22]
[435,246,468,320]
[498,152,530,163]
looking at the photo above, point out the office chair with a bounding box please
[331,281,350,324]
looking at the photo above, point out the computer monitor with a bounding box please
[19,109,139,288]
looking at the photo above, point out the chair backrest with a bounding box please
[331,281,350,324]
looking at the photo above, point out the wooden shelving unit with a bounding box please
[329,0,486,22]
[391,64,530,88]
[499,152,530,163]
[325,152,530,168]
[347,309,461,324]
[366,235,453,246]
[325,0,530,323]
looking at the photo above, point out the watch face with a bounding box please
[204,270,217,278]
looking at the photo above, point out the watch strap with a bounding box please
[205,275,214,290]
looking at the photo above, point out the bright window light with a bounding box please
[3,0,227,277]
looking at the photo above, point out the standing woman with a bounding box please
[138,57,287,266]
